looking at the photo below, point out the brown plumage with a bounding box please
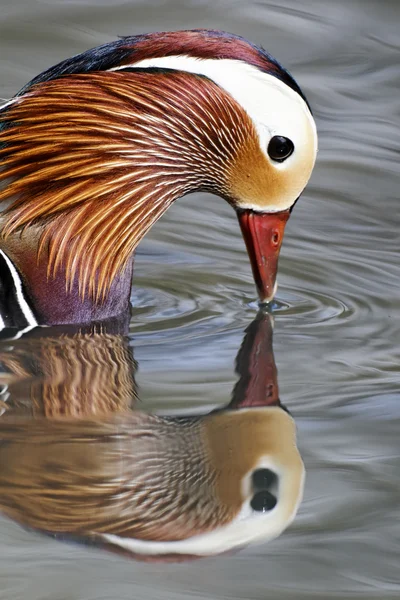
[0,70,257,301]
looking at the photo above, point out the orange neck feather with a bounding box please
[0,70,253,302]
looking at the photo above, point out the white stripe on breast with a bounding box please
[0,250,38,327]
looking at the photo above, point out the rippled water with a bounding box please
[0,0,399,598]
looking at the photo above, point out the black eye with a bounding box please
[251,490,277,512]
[252,468,277,490]
[267,136,294,162]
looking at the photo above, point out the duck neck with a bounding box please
[0,69,252,324]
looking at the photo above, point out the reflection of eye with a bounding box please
[251,490,277,512]
[252,468,277,489]
[267,136,294,162]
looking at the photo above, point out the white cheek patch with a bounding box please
[109,55,317,167]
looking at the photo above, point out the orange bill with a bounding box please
[237,209,290,304]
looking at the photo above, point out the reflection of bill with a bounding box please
[0,312,304,561]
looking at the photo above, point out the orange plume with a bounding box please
[0,70,254,301]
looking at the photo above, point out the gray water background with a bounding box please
[0,0,399,598]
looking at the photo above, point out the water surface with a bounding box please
[0,0,399,599]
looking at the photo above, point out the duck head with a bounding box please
[0,30,317,321]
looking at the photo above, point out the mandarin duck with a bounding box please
[0,312,304,560]
[0,29,317,327]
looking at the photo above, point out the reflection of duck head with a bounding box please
[0,312,304,561]
[0,408,302,560]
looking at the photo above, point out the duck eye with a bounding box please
[267,136,294,162]
[252,468,277,490]
[251,490,277,512]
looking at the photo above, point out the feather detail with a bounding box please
[0,332,137,417]
[0,70,254,301]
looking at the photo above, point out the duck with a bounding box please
[0,311,304,561]
[0,29,317,327]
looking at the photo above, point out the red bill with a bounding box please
[237,209,290,304]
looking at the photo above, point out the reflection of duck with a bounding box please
[0,312,304,560]
[0,29,317,326]
[0,322,137,417]
[0,409,302,561]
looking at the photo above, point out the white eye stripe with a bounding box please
[109,56,317,159]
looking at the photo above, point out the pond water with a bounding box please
[0,0,399,599]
